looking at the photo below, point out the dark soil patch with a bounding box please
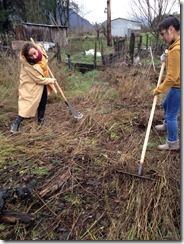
[0,71,180,240]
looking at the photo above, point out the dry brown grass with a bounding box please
[0,56,180,240]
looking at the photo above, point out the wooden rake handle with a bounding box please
[47,66,67,101]
[140,61,166,164]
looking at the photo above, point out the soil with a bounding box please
[0,69,180,240]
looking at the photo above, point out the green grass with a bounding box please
[0,224,6,231]
[67,70,101,92]
[0,135,16,166]
[58,36,114,65]
[64,194,82,206]
[61,49,103,65]
[31,166,49,177]
[147,141,158,148]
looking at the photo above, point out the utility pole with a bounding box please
[66,0,70,26]
[107,0,112,46]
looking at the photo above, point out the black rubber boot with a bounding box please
[37,118,48,126]
[11,121,19,133]
[11,116,23,133]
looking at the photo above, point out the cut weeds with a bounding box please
[0,55,180,240]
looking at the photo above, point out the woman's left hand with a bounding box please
[153,88,159,96]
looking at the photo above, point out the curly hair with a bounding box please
[21,42,38,59]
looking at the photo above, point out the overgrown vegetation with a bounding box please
[0,47,180,240]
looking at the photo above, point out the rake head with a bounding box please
[74,112,84,120]
[115,164,156,181]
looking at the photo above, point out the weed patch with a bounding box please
[0,52,180,240]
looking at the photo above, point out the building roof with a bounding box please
[21,22,69,28]
[111,17,141,24]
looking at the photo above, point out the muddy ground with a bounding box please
[0,67,180,240]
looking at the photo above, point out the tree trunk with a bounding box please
[107,0,112,47]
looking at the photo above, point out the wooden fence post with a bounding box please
[129,33,135,65]
[56,42,61,63]
[146,34,149,50]
[137,35,142,54]
[101,39,105,65]
[94,41,97,68]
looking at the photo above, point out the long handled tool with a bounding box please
[47,66,83,119]
[30,38,83,120]
[137,61,165,176]
[117,61,166,180]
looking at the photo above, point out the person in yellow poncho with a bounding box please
[154,16,180,150]
[11,42,57,133]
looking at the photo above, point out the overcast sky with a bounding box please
[75,0,180,24]
[75,0,132,23]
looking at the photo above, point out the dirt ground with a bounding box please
[0,68,180,240]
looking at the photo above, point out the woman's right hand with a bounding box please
[51,78,57,84]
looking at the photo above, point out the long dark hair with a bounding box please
[157,15,180,31]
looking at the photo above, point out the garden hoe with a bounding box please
[118,61,166,180]
[30,38,83,120]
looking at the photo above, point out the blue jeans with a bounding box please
[162,87,180,142]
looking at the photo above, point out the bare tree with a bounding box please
[129,0,180,47]
[45,0,79,27]
[55,0,70,26]
[94,23,103,40]
[106,0,112,46]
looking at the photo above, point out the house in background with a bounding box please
[15,22,69,46]
[111,18,141,37]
